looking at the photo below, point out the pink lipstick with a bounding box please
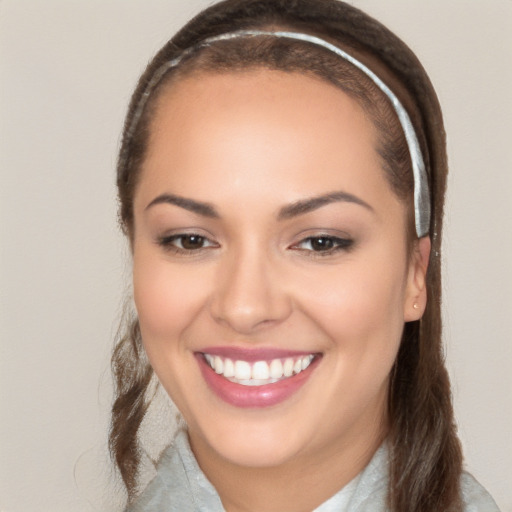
[196,347,320,408]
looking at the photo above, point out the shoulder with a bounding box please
[461,471,501,512]
[125,430,224,512]
[124,445,195,512]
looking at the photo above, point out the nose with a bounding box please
[209,244,292,334]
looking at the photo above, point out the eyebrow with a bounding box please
[145,190,373,220]
[145,193,220,218]
[277,191,374,220]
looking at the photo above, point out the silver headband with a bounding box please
[125,30,430,237]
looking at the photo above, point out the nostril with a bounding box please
[210,290,293,334]
[209,253,293,333]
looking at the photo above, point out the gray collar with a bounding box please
[167,430,389,512]
[128,429,499,512]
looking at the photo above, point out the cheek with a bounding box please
[296,253,407,360]
[132,247,206,343]
[132,247,210,415]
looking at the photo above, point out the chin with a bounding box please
[190,414,311,469]
[214,438,304,469]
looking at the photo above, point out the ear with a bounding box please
[403,236,431,322]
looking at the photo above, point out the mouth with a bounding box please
[196,348,321,408]
[203,353,315,386]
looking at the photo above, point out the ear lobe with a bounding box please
[404,236,431,321]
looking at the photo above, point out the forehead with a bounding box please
[137,69,395,213]
[151,67,373,130]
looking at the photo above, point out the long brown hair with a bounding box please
[111,1,463,510]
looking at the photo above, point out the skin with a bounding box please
[132,69,429,512]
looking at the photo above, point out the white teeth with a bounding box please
[204,353,316,386]
[252,361,270,380]
[223,358,235,378]
[270,359,283,379]
[234,360,252,380]
[214,356,224,374]
[236,378,280,386]
[302,355,313,370]
[283,358,294,377]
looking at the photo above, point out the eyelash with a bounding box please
[158,232,353,258]
[157,234,218,254]
[290,235,354,256]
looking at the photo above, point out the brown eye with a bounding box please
[158,233,217,252]
[180,235,206,250]
[309,237,334,251]
[292,235,353,254]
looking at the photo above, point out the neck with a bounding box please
[189,414,387,512]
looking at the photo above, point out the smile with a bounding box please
[203,353,315,386]
[196,348,321,408]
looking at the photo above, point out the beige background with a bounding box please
[1,1,511,511]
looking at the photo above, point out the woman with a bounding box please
[110,0,500,510]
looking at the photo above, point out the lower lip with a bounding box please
[196,354,319,408]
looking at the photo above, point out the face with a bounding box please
[132,69,428,473]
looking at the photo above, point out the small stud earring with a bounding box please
[413,302,420,310]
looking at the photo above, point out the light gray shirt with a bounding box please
[127,430,500,512]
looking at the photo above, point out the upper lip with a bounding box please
[197,346,319,362]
